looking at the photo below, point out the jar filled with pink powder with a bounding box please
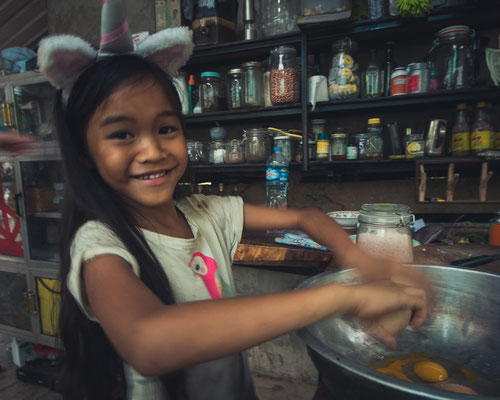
[356,203,415,263]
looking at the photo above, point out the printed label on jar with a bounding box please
[451,132,470,152]
[407,75,420,93]
[471,131,493,150]
[316,141,329,156]
[347,146,358,160]
[266,166,289,182]
[495,132,500,150]
[391,77,407,95]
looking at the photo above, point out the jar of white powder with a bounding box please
[356,203,415,263]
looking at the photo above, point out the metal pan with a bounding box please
[297,265,500,399]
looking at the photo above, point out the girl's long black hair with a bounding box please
[55,55,186,400]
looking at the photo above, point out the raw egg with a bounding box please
[413,360,448,383]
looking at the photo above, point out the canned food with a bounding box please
[407,63,430,94]
[390,67,407,96]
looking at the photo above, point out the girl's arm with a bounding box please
[83,254,427,377]
[243,203,435,300]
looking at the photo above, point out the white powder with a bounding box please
[357,230,414,263]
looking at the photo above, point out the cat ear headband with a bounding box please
[37,0,193,100]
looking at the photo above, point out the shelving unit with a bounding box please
[184,2,500,174]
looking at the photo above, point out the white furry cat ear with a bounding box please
[135,27,194,76]
[37,35,97,90]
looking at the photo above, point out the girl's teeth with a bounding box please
[139,171,166,180]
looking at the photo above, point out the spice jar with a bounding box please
[390,67,407,96]
[365,118,384,160]
[270,46,299,105]
[226,68,243,110]
[312,119,327,141]
[243,128,271,163]
[316,133,330,160]
[330,130,348,160]
[273,135,293,162]
[226,139,245,164]
[210,139,226,164]
[357,203,415,263]
[187,140,203,164]
[242,62,264,109]
[200,72,224,112]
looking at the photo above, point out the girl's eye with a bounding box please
[109,130,133,140]
[159,126,175,134]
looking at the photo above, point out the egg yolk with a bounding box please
[413,360,448,383]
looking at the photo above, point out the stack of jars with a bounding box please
[197,46,300,114]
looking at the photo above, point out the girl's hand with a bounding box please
[0,132,40,154]
[345,280,428,349]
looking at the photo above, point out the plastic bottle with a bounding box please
[471,101,494,154]
[188,74,195,114]
[265,146,289,209]
[365,48,383,98]
[365,118,384,159]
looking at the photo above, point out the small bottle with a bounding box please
[188,74,195,114]
[346,135,359,160]
[365,48,383,98]
[489,211,500,246]
[471,101,494,154]
[451,104,471,156]
[382,42,395,97]
[265,146,289,209]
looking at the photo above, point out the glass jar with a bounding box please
[471,101,494,154]
[226,68,243,110]
[357,203,415,263]
[355,133,369,159]
[194,141,208,164]
[330,131,348,160]
[187,140,203,164]
[316,133,330,160]
[365,118,384,160]
[243,128,271,163]
[260,0,299,37]
[273,135,293,162]
[200,72,224,112]
[428,25,475,90]
[226,139,245,164]
[242,62,264,109]
[302,0,351,16]
[270,46,299,105]
[312,119,327,140]
[211,139,226,164]
[328,37,359,100]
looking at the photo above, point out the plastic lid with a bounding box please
[271,46,296,54]
[317,133,329,140]
[242,61,262,68]
[201,72,221,78]
[368,118,381,125]
[457,103,467,110]
[274,135,290,140]
[188,74,195,85]
[331,133,347,138]
[359,204,414,226]
[228,68,242,74]
[274,146,282,151]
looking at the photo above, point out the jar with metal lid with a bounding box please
[242,61,264,109]
[187,140,203,164]
[407,62,430,94]
[316,133,330,160]
[273,135,293,162]
[270,46,299,105]
[330,130,348,160]
[226,139,245,164]
[210,139,226,164]
[226,68,243,110]
[312,119,327,140]
[200,72,224,112]
[428,25,475,90]
[365,118,383,160]
[243,128,271,163]
[356,203,415,263]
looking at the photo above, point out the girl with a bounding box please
[37,3,431,398]
[49,54,430,400]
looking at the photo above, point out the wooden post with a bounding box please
[479,161,493,202]
[418,164,427,202]
[446,162,460,202]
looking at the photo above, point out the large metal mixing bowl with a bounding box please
[297,265,500,399]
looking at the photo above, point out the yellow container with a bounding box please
[36,277,61,336]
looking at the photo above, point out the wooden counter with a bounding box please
[235,232,500,274]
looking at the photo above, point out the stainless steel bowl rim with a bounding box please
[297,265,500,400]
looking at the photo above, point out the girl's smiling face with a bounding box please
[85,78,187,214]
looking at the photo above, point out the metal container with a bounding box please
[425,119,448,156]
[297,265,500,399]
[407,62,430,94]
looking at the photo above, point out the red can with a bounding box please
[390,67,407,96]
